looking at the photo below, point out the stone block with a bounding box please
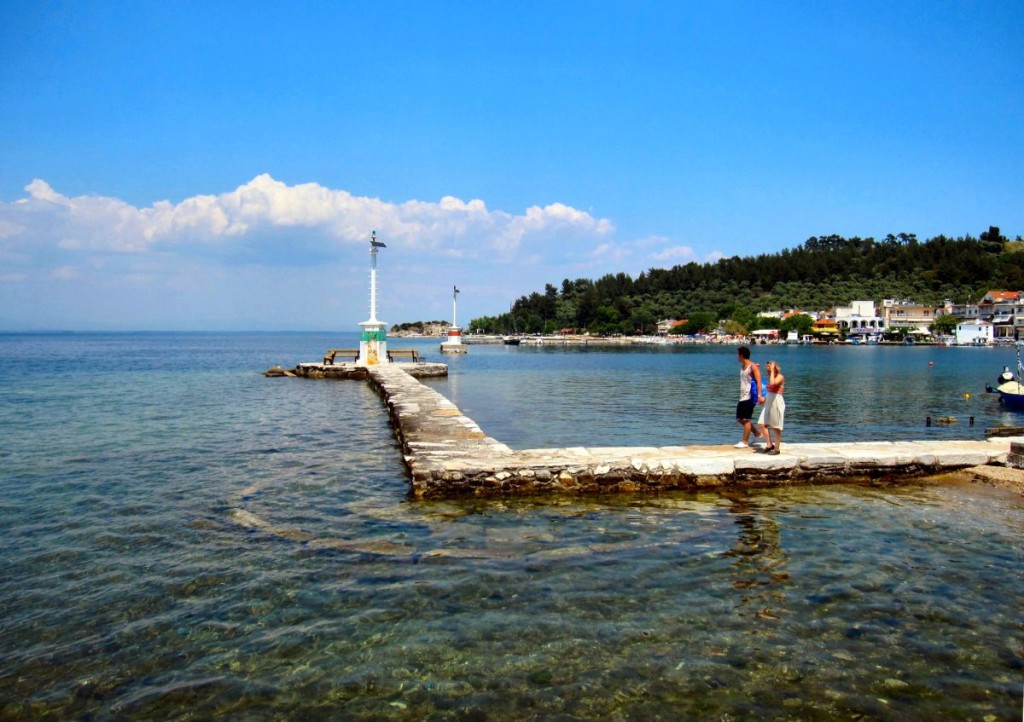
[674,457,735,476]
[734,455,799,472]
[926,451,992,468]
[841,450,900,467]
[797,454,848,471]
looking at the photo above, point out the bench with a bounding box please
[323,348,359,365]
[387,349,423,363]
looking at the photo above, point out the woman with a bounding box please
[757,360,786,454]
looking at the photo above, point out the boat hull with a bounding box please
[997,381,1024,410]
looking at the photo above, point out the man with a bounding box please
[734,346,764,448]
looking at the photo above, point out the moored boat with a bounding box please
[997,380,1024,410]
[995,346,1024,409]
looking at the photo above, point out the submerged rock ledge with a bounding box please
[275,362,1021,498]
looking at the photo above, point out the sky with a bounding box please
[1,1,1022,331]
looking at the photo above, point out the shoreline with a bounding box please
[390,332,1009,347]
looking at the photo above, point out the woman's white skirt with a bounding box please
[757,392,785,429]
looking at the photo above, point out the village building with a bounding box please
[881,299,941,332]
[950,301,981,323]
[811,318,840,336]
[977,290,1020,340]
[955,320,994,346]
[1012,303,1024,341]
[656,319,687,335]
[979,290,1020,307]
[835,300,885,337]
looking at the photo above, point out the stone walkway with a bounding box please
[358,364,1023,498]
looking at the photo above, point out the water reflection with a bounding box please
[723,494,789,623]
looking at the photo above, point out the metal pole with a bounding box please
[369,231,379,322]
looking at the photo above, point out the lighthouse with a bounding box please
[440,284,467,354]
[358,231,389,364]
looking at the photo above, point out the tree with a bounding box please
[730,306,756,331]
[753,315,780,330]
[722,319,747,336]
[673,311,717,335]
[780,314,814,336]
[631,307,657,335]
[470,229,1020,333]
[929,314,959,336]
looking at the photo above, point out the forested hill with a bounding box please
[468,227,1024,336]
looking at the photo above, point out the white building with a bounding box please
[835,300,885,336]
[955,321,994,346]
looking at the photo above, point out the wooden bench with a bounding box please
[323,348,359,365]
[387,349,423,363]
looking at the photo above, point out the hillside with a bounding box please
[468,227,1024,336]
[390,320,448,336]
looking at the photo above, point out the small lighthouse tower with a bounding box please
[358,231,389,365]
[440,285,467,354]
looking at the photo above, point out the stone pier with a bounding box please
[276,362,1022,498]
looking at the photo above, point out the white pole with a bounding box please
[369,231,379,322]
[452,285,459,327]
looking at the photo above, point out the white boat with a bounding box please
[994,345,1024,411]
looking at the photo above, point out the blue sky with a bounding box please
[1,1,1021,330]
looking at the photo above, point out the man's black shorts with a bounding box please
[736,398,756,421]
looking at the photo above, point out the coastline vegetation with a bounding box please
[468,226,1023,336]
[390,320,447,336]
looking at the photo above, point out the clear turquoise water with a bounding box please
[422,340,1022,448]
[1,333,1021,720]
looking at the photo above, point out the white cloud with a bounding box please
[0,175,742,329]
[652,245,699,263]
[0,174,613,263]
[0,219,24,239]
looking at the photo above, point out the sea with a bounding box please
[1,331,1021,721]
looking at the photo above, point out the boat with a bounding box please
[995,346,1024,410]
[503,336,521,346]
